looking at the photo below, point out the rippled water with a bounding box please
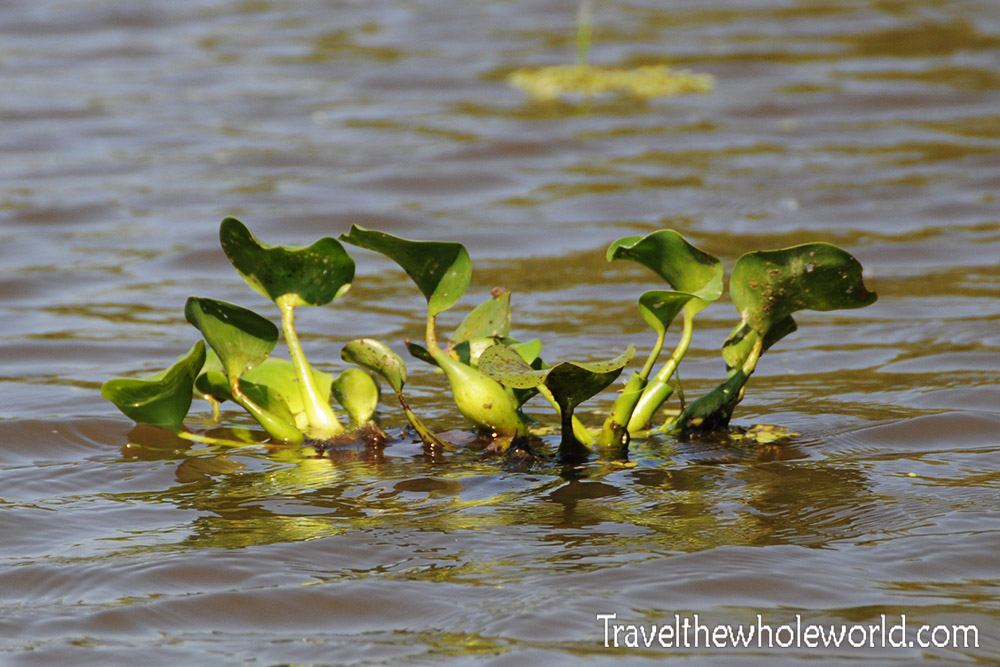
[2,0,999,664]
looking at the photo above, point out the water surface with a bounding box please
[1,0,999,664]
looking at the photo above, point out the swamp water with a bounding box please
[1,0,999,663]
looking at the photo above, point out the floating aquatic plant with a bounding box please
[103,218,877,465]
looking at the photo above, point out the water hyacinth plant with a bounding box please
[103,218,877,463]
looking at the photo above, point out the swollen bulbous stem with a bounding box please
[229,378,304,445]
[427,314,527,438]
[277,295,344,438]
[626,309,695,433]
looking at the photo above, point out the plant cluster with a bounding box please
[103,218,877,462]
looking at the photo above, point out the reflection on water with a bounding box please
[2,0,999,663]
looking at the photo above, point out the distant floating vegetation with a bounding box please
[507,64,715,101]
[508,0,714,101]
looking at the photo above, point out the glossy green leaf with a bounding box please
[451,337,499,368]
[607,229,723,313]
[342,338,407,394]
[332,368,380,426]
[452,288,511,343]
[194,369,233,403]
[730,243,878,338]
[542,347,635,416]
[220,217,355,307]
[449,335,539,370]
[185,297,277,381]
[406,341,438,368]
[480,343,634,397]
[637,290,694,336]
[244,357,333,419]
[340,225,471,316]
[195,358,330,440]
[102,340,206,432]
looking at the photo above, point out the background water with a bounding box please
[2,0,999,664]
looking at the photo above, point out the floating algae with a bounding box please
[507,63,714,101]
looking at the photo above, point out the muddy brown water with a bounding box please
[2,1,999,664]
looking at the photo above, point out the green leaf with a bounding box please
[220,217,355,307]
[607,229,723,313]
[637,290,694,337]
[406,341,438,368]
[451,337,500,367]
[542,347,635,416]
[195,358,325,443]
[480,343,635,400]
[244,357,333,420]
[102,340,206,431]
[342,338,407,394]
[332,368,380,426]
[509,338,543,365]
[730,242,877,337]
[184,297,277,381]
[340,225,471,316]
[477,343,548,389]
[452,288,511,342]
[194,369,233,403]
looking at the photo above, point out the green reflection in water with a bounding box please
[102,421,892,562]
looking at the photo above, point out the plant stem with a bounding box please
[538,384,593,446]
[576,0,594,66]
[397,392,450,453]
[660,334,763,434]
[558,403,591,462]
[425,312,441,354]
[739,332,765,376]
[595,316,671,450]
[277,294,344,438]
[626,309,695,433]
[202,393,222,422]
[596,370,645,450]
[639,326,667,381]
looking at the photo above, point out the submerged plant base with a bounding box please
[507,64,715,101]
[308,421,388,453]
